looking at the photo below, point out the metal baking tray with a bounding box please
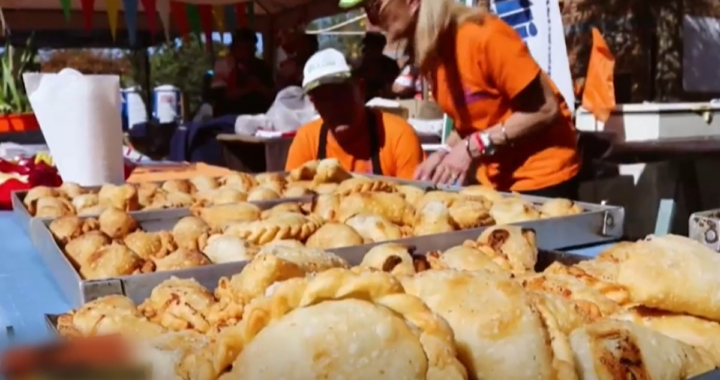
[28,199,297,308]
[41,249,594,337]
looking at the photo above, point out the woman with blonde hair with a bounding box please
[339,0,581,198]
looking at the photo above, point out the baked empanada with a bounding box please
[426,245,506,274]
[260,202,305,219]
[313,158,353,183]
[489,198,540,225]
[305,222,364,249]
[220,172,258,192]
[246,186,280,201]
[56,295,165,338]
[413,201,456,236]
[138,277,217,333]
[49,216,99,245]
[475,225,538,275]
[80,244,143,279]
[146,191,196,209]
[193,203,262,230]
[256,243,348,272]
[334,176,396,195]
[64,230,111,267]
[460,185,505,203]
[189,175,220,192]
[150,248,211,272]
[219,269,467,380]
[335,192,415,225]
[539,198,583,218]
[520,272,621,319]
[123,230,176,260]
[71,193,100,215]
[289,160,319,181]
[448,200,494,229]
[35,196,75,218]
[98,208,138,239]
[396,184,426,206]
[24,186,60,214]
[359,243,417,275]
[172,216,212,251]
[344,214,404,243]
[309,193,342,221]
[312,182,338,194]
[162,179,195,194]
[98,184,140,211]
[202,234,257,264]
[58,182,86,198]
[224,212,323,245]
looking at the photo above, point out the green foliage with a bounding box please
[0,35,37,115]
[310,10,365,61]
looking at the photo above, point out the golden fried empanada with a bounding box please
[305,222,363,249]
[254,173,286,194]
[448,200,494,229]
[145,191,196,209]
[401,269,564,380]
[80,244,143,279]
[283,184,315,198]
[344,214,403,243]
[98,184,140,211]
[312,182,338,194]
[260,202,304,219]
[71,193,100,215]
[151,248,211,272]
[172,216,211,251]
[520,272,621,319]
[162,179,194,194]
[64,230,111,267]
[246,186,280,201]
[426,245,506,273]
[396,185,426,206]
[138,277,217,333]
[460,185,505,203]
[98,208,138,239]
[309,193,341,220]
[137,182,161,208]
[224,212,323,245]
[539,198,583,218]
[569,320,715,380]
[414,190,460,210]
[49,216,99,245]
[475,225,538,274]
[359,243,416,275]
[488,198,541,225]
[220,172,258,192]
[24,186,60,214]
[58,182,86,198]
[35,196,75,218]
[220,269,466,380]
[413,201,456,236]
[335,192,415,225]
[257,243,348,272]
[202,234,257,264]
[289,160,319,181]
[56,295,165,338]
[123,230,175,260]
[313,158,353,184]
[189,175,220,192]
[193,203,262,230]
[195,187,248,206]
[333,176,396,195]
[542,262,630,305]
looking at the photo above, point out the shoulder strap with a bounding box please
[316,108,383,176]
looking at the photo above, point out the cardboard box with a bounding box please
[397,99,444,119]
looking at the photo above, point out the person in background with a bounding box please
[341,0,581,198]
[285,48,423,179]
[211,28,275,116]
[277,33,320,89]
[353,32,401,101]
[391,44,423,99]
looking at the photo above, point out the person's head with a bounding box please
[303,48,365,137]
[231,28,258,62]
[297,33,320,60]
[339,0,484,71]
[362,32,387,58]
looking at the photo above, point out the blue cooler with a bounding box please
[122,86,148,130]
[153,85,182,123]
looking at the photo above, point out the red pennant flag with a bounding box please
[198,5,214,52]
[140,0,157,39]
[235,2,247,27]
[170,1,189,38]
[80,0,95,32]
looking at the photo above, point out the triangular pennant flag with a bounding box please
[156,0,171,42]
[185,3,201,40]
[104,0,121,41]
[235,2,247,27]
[80,0,95,32]
[120,0,139,46]
[224,4,236,31]
[140,0,157,39]
[170,1,189,38]
[211,5,225,33]
[0,5,6,37]
[198,5,214,52]
[59,0,72,22]
[246,2,255,27]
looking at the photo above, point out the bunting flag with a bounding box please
[246,2,255,27]
[80,0,95,32]
[198,5,214,52]
[211,5,225,34]
[223,4,236,31]
[0,5,6,37]
[121,0,139,46]
[140,0,158,39]
[103,0,121,40]
[156,0,171,42]
[58,0,72,22]
[185,3,201,40]
[169,1,190,38]
[235,2,247,27]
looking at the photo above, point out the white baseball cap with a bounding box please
[302,48,353,93]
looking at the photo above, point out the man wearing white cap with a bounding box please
[285,48,423,179]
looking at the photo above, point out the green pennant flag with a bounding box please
[185,3,202,39]
[247,2,255,27]
[59,0,72,21]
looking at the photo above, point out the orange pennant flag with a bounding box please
[104,0,121,41]
[582,28,616,123]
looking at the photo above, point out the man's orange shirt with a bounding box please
[285,111,422,180]
[432,16,580,191]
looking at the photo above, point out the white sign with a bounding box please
[489,0,575,112]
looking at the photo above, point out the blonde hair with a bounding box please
[413,0,486,72]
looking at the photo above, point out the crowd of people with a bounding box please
[207,0,582,200]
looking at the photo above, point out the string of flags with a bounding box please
[61,0,256,46]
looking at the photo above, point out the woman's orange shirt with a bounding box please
[432,16,580,191]
[285,111,423,180]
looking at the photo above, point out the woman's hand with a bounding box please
[432,140,474,185]
[413,150,447,182]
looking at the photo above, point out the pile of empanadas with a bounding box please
[53,229,720,380]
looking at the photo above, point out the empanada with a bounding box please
[475,225,538,275]
[539,198,583,218]
[460,185,505,203]
[56,295,165,338]
[189,175,220,191]
[219,269,467,380]
[489,198,540,225]
[359,243,417,275]
[35,196,75,218]
[312,183,338,194]
[80,244,143,279]
[124,231,176,260]
[162,179,195,194]
[448,200,495,229]
[345,214,404,243]
[195,187,247,206]
[193,203,262,230]
[335,192,415,225]
[396,185,426,206]
[220,172,258,192]
[98,208,138,239]
[309,193,342,221]
[246,186,280,201]
[289,160,319,181]
[260,202,305,219]
[202,234,257,264]
[150,248,211,272]
[413,201,456,236]
[256,243,348,272]
[426,245,506,274]
[98,184,140,211]
[305,222,364,249]
[172,216,212,251]
[49,216,99,245]
[145,191,195,209]
[71,193,100,215]
[283,184,315,198]
[313,158,353,183]
[224,212,323,245]
[64,230,111,267]
[138,277,217,333]
[414,190,460,210]
[334,176,396,195]
[24,186,60,214]
[520,272,621,319]
[58,182,87,198]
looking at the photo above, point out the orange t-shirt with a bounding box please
[432,16,580,192]
[285,110,423,180]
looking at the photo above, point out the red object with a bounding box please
[0,179,31,209]
[235,2,247,27]
[198,5,214,52]
[124,160,137,180]
[140,0,158,40]
[472,132,484,154]
[0,114,40,133]
[80,0,95,32]
[0,155,62,210]
[170,1,190,38]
